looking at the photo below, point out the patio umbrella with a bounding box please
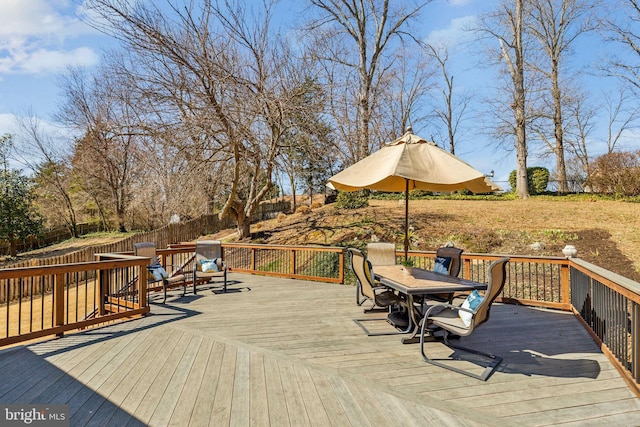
[327,127,500,259]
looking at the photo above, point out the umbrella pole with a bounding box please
[404,179,409,260]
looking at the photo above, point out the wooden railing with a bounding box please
[402,251,570,310]
[0,257,150,347]
[168,243,346,284]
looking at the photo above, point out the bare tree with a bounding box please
[602,89,640,153]
[14,113,79,236]
[306,0,430,162]
[83,0,315,239]
[425,44,471,154]
[605,0,640,93]
[563,90,595,185]
[526,0,598,193]
[57,66,140,232]
[371,41,432,142]
[477,0,530,198]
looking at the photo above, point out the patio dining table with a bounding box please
[374,265,487,344]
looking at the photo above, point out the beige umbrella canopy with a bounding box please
[327,128,500,258]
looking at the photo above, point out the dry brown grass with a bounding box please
[0,282,99,341]
[5,197,640,282]
[247,198,640,281]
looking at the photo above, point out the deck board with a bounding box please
[1,273,639,426]
[188,340,224,427]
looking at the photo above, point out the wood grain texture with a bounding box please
[1,272,639,426]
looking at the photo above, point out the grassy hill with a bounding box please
[221,197,640,282]
[4,196,639,282]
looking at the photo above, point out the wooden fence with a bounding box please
[0,200,290,303]
[0,223,102,256]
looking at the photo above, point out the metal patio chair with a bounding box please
[349,248,410,336]
[193,240,228,293]
[134,242,186,303]
[419,257,509,381]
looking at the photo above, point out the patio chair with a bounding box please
[193,240,228,293]
[428,246,464,303]
[419,257,509,381]
[362,242,397,304]
[435,246,463,277]
[349,248,409,335]
[366,242,397,266]
[133,242,186,304]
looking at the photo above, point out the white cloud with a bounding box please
[19,47,100,74]
[0,0,101,75]
[0,114,17,134]
[425,15,477,50]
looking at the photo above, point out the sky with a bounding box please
[0,0,633,188]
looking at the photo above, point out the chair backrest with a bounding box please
[348,248,375,300]
[473,257,509,327]
[195,240,223,263]
[367,242,396,266]
[133,242,157,266]
[435,246,463,277]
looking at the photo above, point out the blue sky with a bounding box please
[0,0,632,187]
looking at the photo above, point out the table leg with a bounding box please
[400,294,437,344]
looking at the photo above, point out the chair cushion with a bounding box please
[200,258,220,272]
[430,309,470,336]
[148,264,169,281]
[433,256,452,274]
[459,290,483,326]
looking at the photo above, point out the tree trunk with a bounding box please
[8,233,17,257]
[289,173,296,211]
[552,61,568,193]
[514,0,530,199]
[236,212,250,240]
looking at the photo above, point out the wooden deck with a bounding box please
[1,273,640,426]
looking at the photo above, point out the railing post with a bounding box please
[560,262,570,306]
[339,250,345,284]
[463,258,472,280]
[54,273,65,336]
[290,249,296,276]
[139,264,147,308]
[251,248,256,271]
[98,268,108,316]
[633,304,640,383]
